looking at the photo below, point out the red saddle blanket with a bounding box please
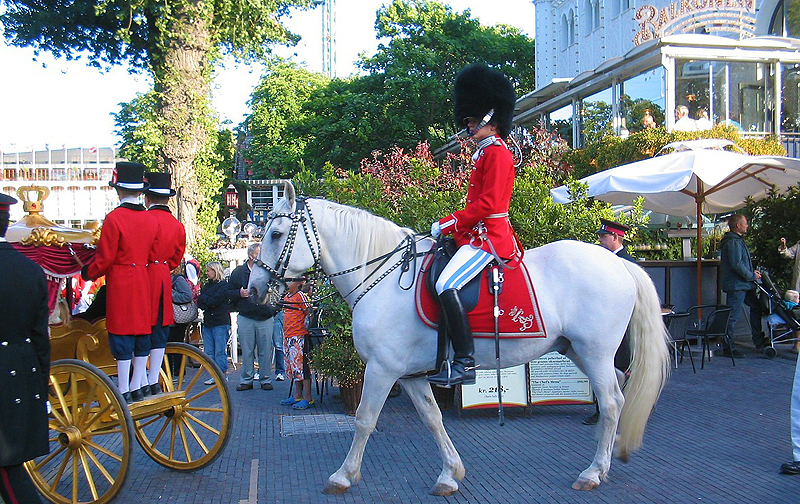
[415,254,547,338]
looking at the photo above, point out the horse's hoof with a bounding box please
[323,474,351,495]
[571,478,600,491]
[323,480,350,494]
[430,481,458,496]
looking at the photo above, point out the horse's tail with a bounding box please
[616,261,671,460]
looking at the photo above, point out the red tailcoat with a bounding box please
[147,206,187,327]
[85,203,159,335]
[438,138,522,259]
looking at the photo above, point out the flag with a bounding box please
[89,145,97,154]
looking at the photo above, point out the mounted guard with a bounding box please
[428,63,522,387]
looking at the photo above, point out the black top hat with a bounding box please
[453,63,516,139]
[0,193,17,212]
[145,171,176,197]
[596,218,630,237]
[109,161,149,191]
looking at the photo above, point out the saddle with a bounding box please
[416,238,546,339]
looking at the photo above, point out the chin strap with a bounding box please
[468,109,495,136]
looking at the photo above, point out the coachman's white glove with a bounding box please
[430,221,442,238]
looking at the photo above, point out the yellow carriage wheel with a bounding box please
[133,342,232,471]
[25,359,134,504]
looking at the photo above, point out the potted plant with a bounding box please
[309,286,365,416]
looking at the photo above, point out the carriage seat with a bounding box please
[50,317,116,377]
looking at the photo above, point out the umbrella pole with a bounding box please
[696,181,703,306]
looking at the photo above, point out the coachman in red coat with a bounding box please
[139,171,186,396]
[82,162,158,404]
[428,64,520,387]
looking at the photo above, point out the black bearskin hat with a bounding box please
[453,63,516,139]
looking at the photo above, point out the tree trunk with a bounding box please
[152,1,213,247]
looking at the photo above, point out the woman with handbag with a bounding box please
[197,261,231,384]
[168,262,195,377]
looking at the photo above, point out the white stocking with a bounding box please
[132,356,149,392]
[117,359,132,394]
[148,348,166,386]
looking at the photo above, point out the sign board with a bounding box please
[459,365,528,410]
[529,352,594,405]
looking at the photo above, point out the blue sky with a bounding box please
[0,1,535,152]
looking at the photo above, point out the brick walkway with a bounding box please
[112,343,798,504]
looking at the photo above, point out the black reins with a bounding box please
[252,196,427,308]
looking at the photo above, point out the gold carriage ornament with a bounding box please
[5,184,100,246]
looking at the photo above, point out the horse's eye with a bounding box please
[271,230,282,240]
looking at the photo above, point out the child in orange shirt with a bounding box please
[279,280,313,409]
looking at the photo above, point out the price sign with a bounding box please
[460,364,528,410]
[529,352,594,405]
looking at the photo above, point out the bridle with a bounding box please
[252,196,427,308]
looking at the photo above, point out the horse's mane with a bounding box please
[311,198,416,282]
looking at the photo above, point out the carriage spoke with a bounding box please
[84,439,123,462]
[86,427,124,437]
[182,369,202,395]
[184,406,224,413]
[177,355,187,387]
[184,385,215,403]
[152,417,171,447]
[181,417,210,454]
[169,420,178,459]
[78,446,100,501]
[49,449,71,493]
[49,407,69,430]
[70,372,80,425]
[177,420,193,462]
[75,382,99,428]
[50,376,73,424]
[83,443,116,485]
[81,401,113,432]
[137,413,166,430]
[71,449,79,503]
[35,444,67,470]
[184,412,220,436]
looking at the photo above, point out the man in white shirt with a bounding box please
[673,105,698,132]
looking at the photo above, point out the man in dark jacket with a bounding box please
[720,214,765,357]
[0,192,49,504]
[228,243,278,391]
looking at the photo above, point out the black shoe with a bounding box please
[722,348,746,358]
[130,388,145,402]
[141,385,152,397]
[427,359,476,386]
[150,383,162,396]
[261,383,274,391]
[780,461,800,474]
[236,383,253,391]
[583,412,599,425]
[122,391,133,405]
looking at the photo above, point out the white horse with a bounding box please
[249,182,671,494]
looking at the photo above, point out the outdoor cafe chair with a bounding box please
[664,311,695,373]
[684,305,733,369]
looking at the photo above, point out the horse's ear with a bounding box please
[284,181,296,211]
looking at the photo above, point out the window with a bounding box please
[582,0,594,35]
[568,9,576,45]
[561,14,570,49]
[593,0,601,30]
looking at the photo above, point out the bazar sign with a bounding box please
[633,0,756,45]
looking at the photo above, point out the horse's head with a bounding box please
[248,181,318,304]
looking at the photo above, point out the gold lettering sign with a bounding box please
[633,0,756,45]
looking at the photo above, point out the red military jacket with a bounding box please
[85,203,159,335]
[147,205,187,327]
[438,137,522,260]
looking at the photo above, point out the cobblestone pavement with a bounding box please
[107,342,798,504]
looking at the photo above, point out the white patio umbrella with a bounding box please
[550,139,800,302]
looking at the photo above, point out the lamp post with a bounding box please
[225,184,239,211]
[222,184,241,246]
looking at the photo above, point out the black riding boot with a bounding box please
[428,289,475,386]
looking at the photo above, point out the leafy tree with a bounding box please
[113,90,231,260]
[292,0,535,172]
[1,0,315,245]
[246,58,329,178]
[745,187,800,292]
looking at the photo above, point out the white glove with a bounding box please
[430,221,442,238]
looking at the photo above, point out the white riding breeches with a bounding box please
[435,245,494,295]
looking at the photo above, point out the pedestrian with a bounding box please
[167,262,194,377]
[82,161,159,403]
[0,192,50,504]
[781,350,800,474]
[427,63,522,387]
[272,310,286,381]
[228,243,278,391]
[583,218,635,425]
[778,237,800,353]
[279,279,314,409]
[719,214,766,357]
[139,171,186,396]
[198,261,231,384]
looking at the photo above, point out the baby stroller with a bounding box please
[754,270,800,359]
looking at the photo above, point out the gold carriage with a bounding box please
[9,187,232,504]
